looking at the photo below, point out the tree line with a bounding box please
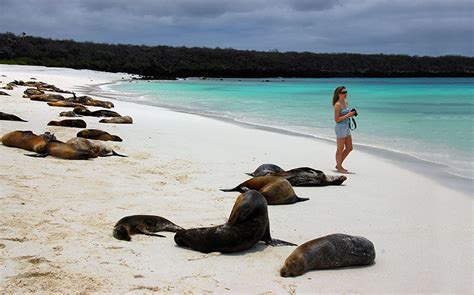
[1,32,473,79]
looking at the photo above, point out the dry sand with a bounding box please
[0,65,472,294]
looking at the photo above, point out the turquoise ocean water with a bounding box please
[105,78,473,180]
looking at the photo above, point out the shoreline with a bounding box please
[1,65,472,293]
[77,80,473,196]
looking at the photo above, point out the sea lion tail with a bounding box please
[245,172,254,176]
[111,150,128,157]
[268,239,297,247]
[219,186,240,192]
[25,153,48,158]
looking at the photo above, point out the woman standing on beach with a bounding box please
[333,86,356,173]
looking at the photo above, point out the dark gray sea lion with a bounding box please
[113,215,184,241]
[0,91,10,96]
[66,137,127,157]
[47,101,82,108]
[1,131,55,153]
[174,190,296,253]
[47,119,87,128]
[247,164,347,186]
[73,106,121,117]
[59,111,81,117]
[220,176,308,205]
[76,129,123,142]
[247,164,285,177]
[23,88,44,97]
[0,112,27,122]
[280,233,376,277]
[99,116,133,124]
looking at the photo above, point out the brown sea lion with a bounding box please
[113,215,184,241]
[30,94,65,102]
[247,164,347,186]
[73,106,121,117]
[66,137,127,157]
[280,233,376,277]
[26,140,97,160]
[1,131,56,153]
[76,129,123,142]
[220,176,308,205]
[65,96,114,108]
[47,119,87,128]
[0,112,27,122]
[47,101,82,108]
[99,116,133,124]
[174,189,296,253]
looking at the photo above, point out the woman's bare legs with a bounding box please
[341,135,353,163]
[335,137,348,172]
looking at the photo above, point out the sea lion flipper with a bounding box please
[295,196,309,203]
[112,150,128,157]
[24,153,48,158]
[142,232,166,238]
[269,239,297,247]
[137,224,166,238]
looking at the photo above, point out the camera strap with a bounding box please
[349,117,357,130]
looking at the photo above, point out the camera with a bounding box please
[350,108,358,117]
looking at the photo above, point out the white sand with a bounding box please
[0,64,472,293]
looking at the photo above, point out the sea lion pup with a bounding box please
[220,176,309,205]
[1,131,55,153]
[113,215,184,241]
[174,190,296,253]
[0,112,27,122]
[248,165,346,186]
[280,233,376,277]
[99,116,133,124]
[77,129,123,142]
[47,119,87,128]
[66,137,127,157]
[47,101,82,108]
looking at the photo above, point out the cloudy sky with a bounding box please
[0,0,472,56]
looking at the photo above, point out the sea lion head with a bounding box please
[280,253,306,277]
[40,132,56,142]
[113,225,131,241]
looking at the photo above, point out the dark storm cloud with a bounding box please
[0,0,472,56]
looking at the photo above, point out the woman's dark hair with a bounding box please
[332,86,346,105]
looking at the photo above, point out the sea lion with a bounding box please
[0,91,10,96]
[65,96,114,108]
[99,116,133,124]
[247,164,285,177]
[30,94,65,102]
[0,112,27,122]
[248,164,346,186]
[47,101,82,108]
[47,119,87,128]
[76,129,123,142]
[174,190,296,253]
[59,111,81,117]
[23,88,44,97]
[66,137,127,157]
[280,233,376,277]
[1,131,55,153]
[220,176,309,205]
[73,106,121,117]
[26,140,97,160]
[113,215,184,241]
